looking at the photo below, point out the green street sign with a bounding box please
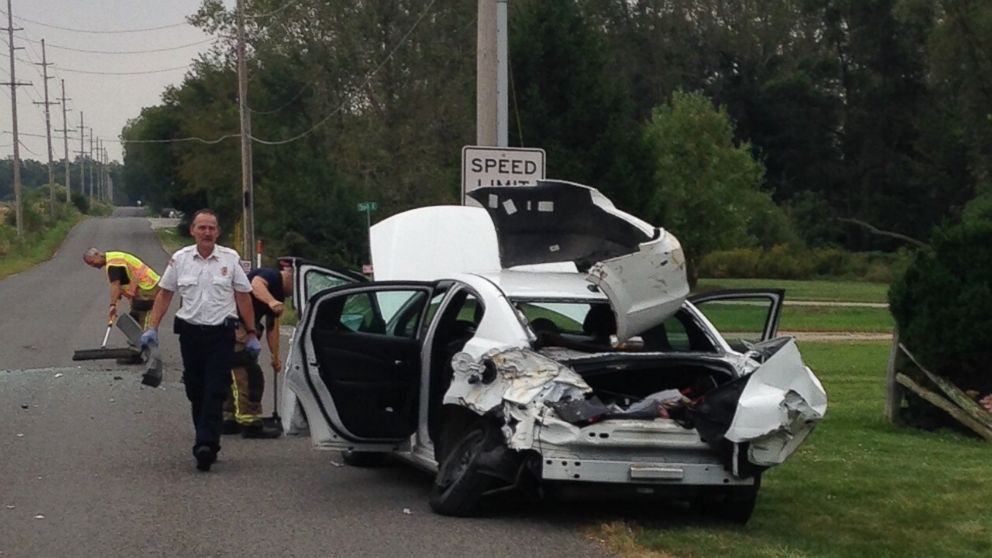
[357,201,378,212]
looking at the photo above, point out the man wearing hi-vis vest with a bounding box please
[83,248,161,331]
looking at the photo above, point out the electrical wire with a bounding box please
[118,0,440,146]
[248,83,309,115]
[19,36,215,56]
[250,0,439,146]
[17,45,193,77]
[47,63,192,76]
[0,9,188,35]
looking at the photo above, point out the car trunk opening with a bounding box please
[543,353,738,425]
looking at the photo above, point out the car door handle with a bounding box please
[394,360,405,366]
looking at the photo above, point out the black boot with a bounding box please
[193,445,217,472]
[242,422,281,439]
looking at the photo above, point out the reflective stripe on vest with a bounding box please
[104,251,160,297]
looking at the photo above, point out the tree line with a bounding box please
[121,0,992,271]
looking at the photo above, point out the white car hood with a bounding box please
[371,180,689,340]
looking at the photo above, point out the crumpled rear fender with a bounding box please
[443,348,592,450]
[691,338,827,467]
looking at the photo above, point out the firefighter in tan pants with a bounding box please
[223,265,292,438]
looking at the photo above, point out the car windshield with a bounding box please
[514,299,717,353]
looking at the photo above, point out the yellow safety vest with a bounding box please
[104,251,160,297]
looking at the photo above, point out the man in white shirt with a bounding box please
[143,209,260,472]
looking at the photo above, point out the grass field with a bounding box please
[696,278,891,304]
[597,341,991,558]
[154,226,187,255]
[0,214,83,280]
[702,303,895,334]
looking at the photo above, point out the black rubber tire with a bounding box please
[428,421,493,516]
[341,450,388,467]
[696,476,761,524]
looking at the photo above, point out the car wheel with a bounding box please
[696,476,761,524]
[341,450,388,467]
[429,420,493,516]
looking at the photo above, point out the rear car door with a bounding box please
[688,289,785,350]
[283,257,367,315]
[297,282,434,449]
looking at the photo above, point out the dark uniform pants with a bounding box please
[176,318,235,452]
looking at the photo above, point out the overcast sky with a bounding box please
[0,0,234,164]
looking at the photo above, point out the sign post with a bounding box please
[461,145,546,205]
[358,201,377,275]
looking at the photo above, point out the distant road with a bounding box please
[0,207,182,371]
[0,209,605,558]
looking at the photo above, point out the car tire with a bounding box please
[428,420,493,516]
[341,450,388,467]
[696,476,761,524]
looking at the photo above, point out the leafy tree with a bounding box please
[642,91,773,282]
[509,0,653,210]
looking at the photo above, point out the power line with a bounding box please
[0,9,187,35]
[248,83,309,115]
[114,0,439,147]
[17,138,38,155]
[19,36,214,55]
[251,0,439,146]
[14,56,192,76]
[51,63,191,76]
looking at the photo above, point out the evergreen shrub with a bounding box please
[889,217,992,393]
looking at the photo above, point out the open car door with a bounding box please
[290,282,434,450]
[689,289,785,351]
[281,257,367,316]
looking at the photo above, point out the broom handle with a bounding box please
[100,321,113,348]
[271,316,280,417]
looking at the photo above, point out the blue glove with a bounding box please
[140,328,158,348]
[245,334,261,360]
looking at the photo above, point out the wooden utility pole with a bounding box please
[77,112,86,198]
[33,39,57,216]
[88,129,94,199]
[2,0,31,236]
[58,80,71,203]
[476,0,508,147]
[237,0,256,264]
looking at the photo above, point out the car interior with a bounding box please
[308,288,428,439]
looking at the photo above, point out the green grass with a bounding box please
[153,226,188,255]
[0,213,84,279]
[701,303,895,334]
[696,278,891,304]
[615,341,991,558]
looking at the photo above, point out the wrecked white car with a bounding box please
[280,180,827,522]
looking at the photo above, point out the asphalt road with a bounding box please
[0,210,610,558]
